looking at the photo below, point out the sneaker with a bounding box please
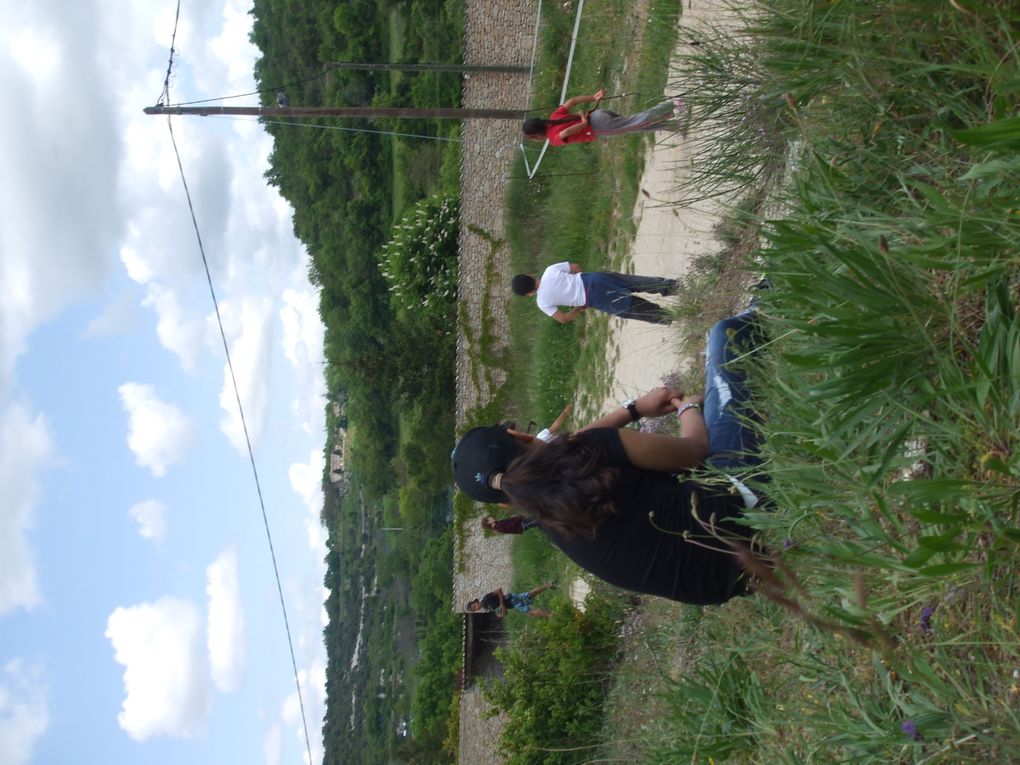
[671,97,686,113]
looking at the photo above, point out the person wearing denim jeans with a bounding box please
[512,262,678,325]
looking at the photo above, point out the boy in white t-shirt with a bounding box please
[511,262,678,324]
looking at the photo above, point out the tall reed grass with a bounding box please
[630,0,1020,761]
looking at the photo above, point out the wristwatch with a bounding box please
[676,402,703,417]
[621,398,640,422]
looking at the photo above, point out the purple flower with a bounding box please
[660,371,684,391]
[639,417,667,434]
[783,538,795,549]
[901,720,922,741]
[919,605,934,634]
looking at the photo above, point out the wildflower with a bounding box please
[919,605,934,634]
[783,538,795,549]
[639,417,668,435]
[901,720,922,741]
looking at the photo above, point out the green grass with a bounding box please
[502,0,681,429]
[492,0,683,585]
[585,0,1020,762]
[484,0,1020,762]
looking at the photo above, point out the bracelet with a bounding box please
[676,403,702,418]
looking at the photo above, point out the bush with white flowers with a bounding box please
[378,194,459,321]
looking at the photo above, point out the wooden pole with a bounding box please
[327,61,527,74]
[144,105,526,120]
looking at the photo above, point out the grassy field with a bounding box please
[501,0,683,429]
[485,0,1020,762]
[497,0,682,593]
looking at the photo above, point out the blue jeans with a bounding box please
[703,311,763,469]
[579,271,676,324]
[508,592,533,613]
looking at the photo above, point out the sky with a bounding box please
[1,2,330,764]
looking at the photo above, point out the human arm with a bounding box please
[551,306,586,324]
[577,387,681,432]
[556,112,590,139]
[495,588,508,618]
[491,516,525,534]
[615,394,708,472]
[548,402,574,434]
[561,89,605,110]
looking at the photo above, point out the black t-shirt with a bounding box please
[480,591,507,612]
[541,429,751,606]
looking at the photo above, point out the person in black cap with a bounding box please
[451,310,766,606]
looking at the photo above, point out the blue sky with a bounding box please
[1,2,329,764]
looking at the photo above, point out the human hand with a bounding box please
[593,88,606,101]
[670,394,703,409]
[635,387,683,418]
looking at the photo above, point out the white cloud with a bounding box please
[280,287,323,371]
[289,451,327,555]
[280,284,326,435]
[0,404,52,615]
[263,722,282,765]
[218,296,274,453]
[205,548,244,693]
[281,661,326,765]
[142,284,209,372]
[105,597,211,741]
[118,383,194,477]
[128,499,166,541]
[0,3,123,393]
[0,658,49,765]
[288,451,322,510]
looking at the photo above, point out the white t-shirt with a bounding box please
[536,262,586,316]
[535,428,556,443]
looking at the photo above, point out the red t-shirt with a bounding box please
[546,105,596,146]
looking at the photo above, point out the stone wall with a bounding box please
[453,0,537,626]
[455,2,539,763]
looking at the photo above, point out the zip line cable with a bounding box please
[157,5,315,763]
[156,0,181,106]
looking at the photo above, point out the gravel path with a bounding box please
[598,0,741,410]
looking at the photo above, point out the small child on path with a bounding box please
[465,582,557,618]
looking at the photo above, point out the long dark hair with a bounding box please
[522,114,580,138]
[501,434,619,538]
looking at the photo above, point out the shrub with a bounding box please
[483,593,624,765]
[378,193,460,321]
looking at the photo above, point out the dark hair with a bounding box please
[522,117,548,137]
[465,599,480,610]
[522,114,581,137]
[511,274,536,296]
[501,434,619,538]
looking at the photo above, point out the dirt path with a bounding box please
[599,0,738,410]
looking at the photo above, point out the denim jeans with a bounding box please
[579,271,676,324]
[703,311,763,469]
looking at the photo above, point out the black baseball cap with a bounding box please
[451,425,522,503]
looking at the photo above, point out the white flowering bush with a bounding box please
[378,194,459,321]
